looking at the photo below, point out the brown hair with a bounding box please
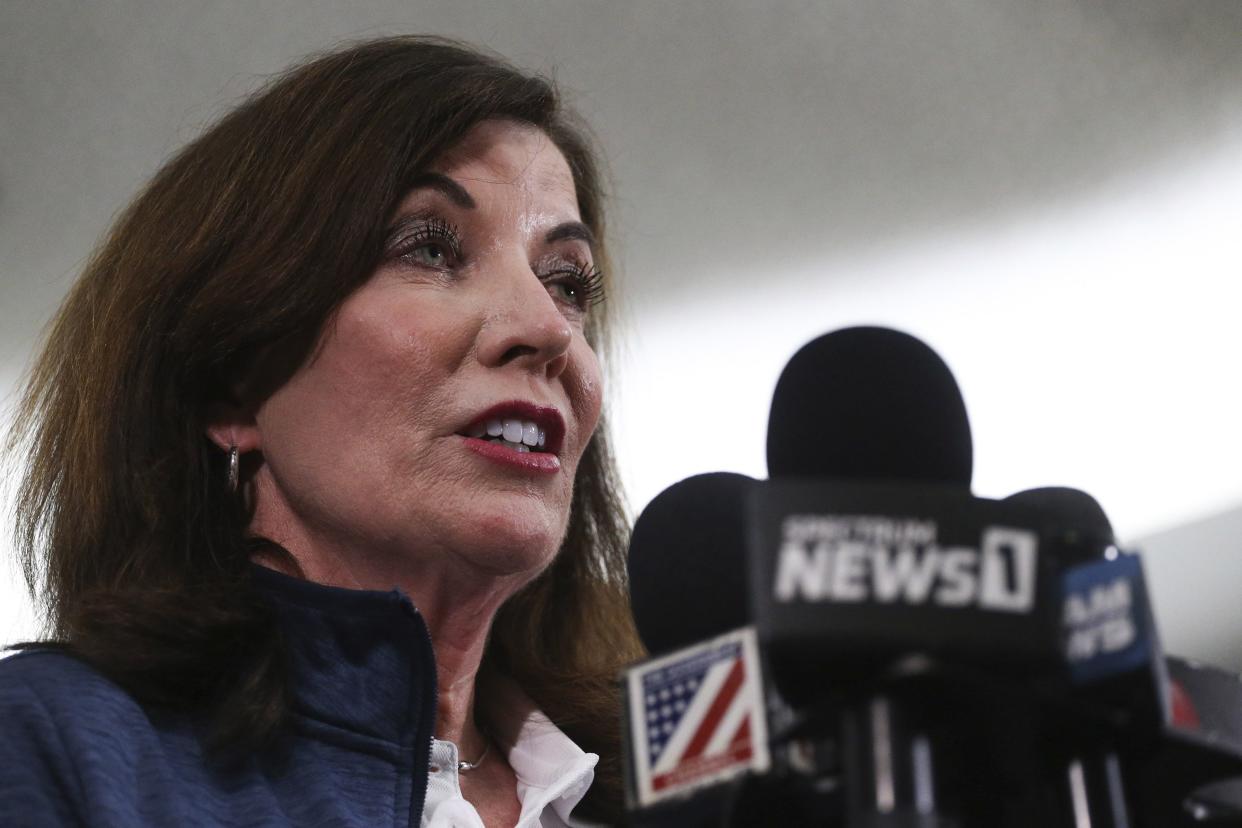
[8,36,642,821]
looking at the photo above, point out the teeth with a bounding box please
[475,417,548,452]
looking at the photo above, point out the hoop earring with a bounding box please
[227,446,239,493]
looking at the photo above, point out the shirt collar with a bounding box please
[486,678,598,825]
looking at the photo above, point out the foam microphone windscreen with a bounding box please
[627,472,756,657]
[1003,486,1116,564]
[766,327,973,486]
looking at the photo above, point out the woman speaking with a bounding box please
[0,36,642,827]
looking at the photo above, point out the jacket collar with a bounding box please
[250,563,438,747]
[250,564,599,821]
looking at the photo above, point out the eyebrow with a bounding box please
[401,173,594,250]
[405,172,477,209]
[545,221,596,251]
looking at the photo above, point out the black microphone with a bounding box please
[761,328,1026,826]
[1001,486,1152,827]
[1004,486,1116,565]
[624,471,844,826]
[1004,485,1165,726]
[766,326,973,487]
[628,472,756,659]
[753,328,1051,686]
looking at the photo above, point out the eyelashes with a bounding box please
[385,217,463,268]
[385,215,606,312]
[541,262,607,310]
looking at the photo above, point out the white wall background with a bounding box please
[2,1,1240,665]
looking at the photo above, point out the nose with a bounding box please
[477,263,573,379]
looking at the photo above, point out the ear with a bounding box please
[205,399,263,454]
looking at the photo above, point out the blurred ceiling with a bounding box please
[3,0,1242,357]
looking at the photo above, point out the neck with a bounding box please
[251,538,533,762]
[421,587,511,761]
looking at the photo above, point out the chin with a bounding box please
[455,510,567,576]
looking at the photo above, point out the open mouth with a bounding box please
[466,417,546,453]
[459,402,565,456]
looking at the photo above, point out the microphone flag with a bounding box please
[1060,552,1154,684]
[625,627,771,808]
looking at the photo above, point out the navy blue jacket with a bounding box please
[0,567,439,826]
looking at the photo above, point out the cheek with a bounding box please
[304,329,407,422]
[329,294,467,407]
[569,342,604,444]
[258,305,439,451]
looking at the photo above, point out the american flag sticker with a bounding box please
[627,627,770,807]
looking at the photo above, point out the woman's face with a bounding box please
[245,120,604,582]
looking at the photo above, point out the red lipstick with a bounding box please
[458,401,565,474]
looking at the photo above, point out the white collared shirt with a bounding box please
[421,682,598,828]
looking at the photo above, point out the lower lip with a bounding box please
[462,437,561,474]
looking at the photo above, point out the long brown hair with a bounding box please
[8,36,642,821]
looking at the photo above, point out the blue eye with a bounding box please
[408,241,453,268]
[386,217,462,269]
